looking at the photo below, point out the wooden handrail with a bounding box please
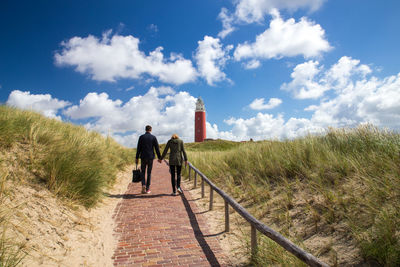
[187,162,329,267]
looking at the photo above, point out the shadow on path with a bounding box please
[106,193,171,199]
[204,231,226,238]
[180,192,222,266]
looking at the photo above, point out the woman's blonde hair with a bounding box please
[171,134,179,139]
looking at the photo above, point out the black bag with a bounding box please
[132,164,142,183]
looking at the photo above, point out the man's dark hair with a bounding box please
[145,125,152,132]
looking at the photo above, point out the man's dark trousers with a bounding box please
[136,131,161,191]
[141,159,153,190]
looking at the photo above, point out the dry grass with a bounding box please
[183,125,400,266]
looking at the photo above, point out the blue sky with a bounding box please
[1,0,400,147]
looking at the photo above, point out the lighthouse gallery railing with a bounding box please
[187,162,329,267]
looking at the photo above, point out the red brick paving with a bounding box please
[112,161,230,267]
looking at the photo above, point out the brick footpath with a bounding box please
[112,161,230,267]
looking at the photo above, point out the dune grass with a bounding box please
[184,125,400,266]
[0,167,26,267]
[0,105,135,266]
[0,105,134,207]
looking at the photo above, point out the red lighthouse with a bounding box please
[195,97,206,142]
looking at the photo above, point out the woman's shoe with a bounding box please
[171,192,177,196]
[177,187,183,194]
[141,185,146,194]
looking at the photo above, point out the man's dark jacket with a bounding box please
[136,132,161,160]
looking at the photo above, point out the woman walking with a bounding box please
[159,134,188,195]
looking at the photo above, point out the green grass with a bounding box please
[184,125,400,266]
[0,105,135,207]
[184,139,244,152]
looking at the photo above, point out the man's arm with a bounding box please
[160,140,170,160]
[153,136,162,159]
[136,136,142,164]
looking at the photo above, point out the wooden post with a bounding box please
[201,177,205,198]
[194,172,197,188]
[188,166,191,181]
[225,200,229,232]
[209,187,214,210]
[251,224,257,260]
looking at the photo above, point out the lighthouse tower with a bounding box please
[195,97,206,142]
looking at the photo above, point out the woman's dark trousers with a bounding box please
[170,165,182,193]
[141,159,153,190]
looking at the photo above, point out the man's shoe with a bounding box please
[146,189,151,194]
[141,185,146,194]
[171,192,177,196]
[177,187,183,194]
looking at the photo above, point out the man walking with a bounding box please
[136,125,161,194]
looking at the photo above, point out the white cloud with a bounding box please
[223,113,322,141]
[224,113,282,140]
[54,31,197,85]
[249,97,282,110]
[63,87,197,145]
[194,36,232,86]
[155,86,176,95]
[281,60,327,99]
[243,59,261,69]
[6,90,70,119]
[310,73,400,129]
[63,92,123,119]
[125,85,135,91]
[206,122,237,140]
[7,53,400,147]
[304,105,318,111]
[282,56,373,99]
[62,88,293,144]
[234,9,331,64]
[283,56,400,129]
[284,117,323,139]
[234,0,325,24]
[208,56,400,141]
[216,0,326,41]
[325,56,371,91]
[112,133,141,149]
[218,8,236,39]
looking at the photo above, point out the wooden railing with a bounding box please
[187,162,330,267]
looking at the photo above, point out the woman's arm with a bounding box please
[181,140,188,162]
